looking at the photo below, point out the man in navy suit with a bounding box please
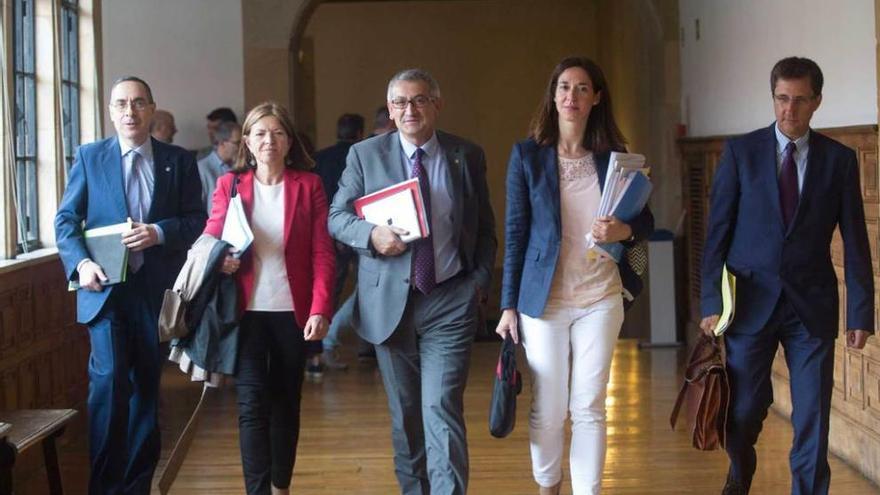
[55,76,205,494]
[700,57,874,495]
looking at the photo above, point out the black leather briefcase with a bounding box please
[489,335,523,438]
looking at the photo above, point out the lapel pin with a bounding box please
[165,166,171,172]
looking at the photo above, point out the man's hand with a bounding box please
[369,225,408,256]
[122,223,160,252]
[78,260,108,292]
[592,216,633,243]
[846,329,871,350]
[700,314,720,338]
[495,308,520,344]
[303,314,329,341]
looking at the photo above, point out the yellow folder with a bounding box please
[713,264,736,336]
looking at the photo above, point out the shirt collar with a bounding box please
[211,150,231,168]
[399,132,440,160]
[119,137,154,162]
[774,122,810,154]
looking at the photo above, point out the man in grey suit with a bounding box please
[329,68,496,494]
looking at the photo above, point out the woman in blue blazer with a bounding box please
[496,57,653,495]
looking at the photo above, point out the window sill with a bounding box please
[0,247,60,276]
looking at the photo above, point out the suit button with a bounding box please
[403,278,410,284]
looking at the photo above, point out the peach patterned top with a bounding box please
[546,152,621,307]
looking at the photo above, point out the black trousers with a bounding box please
[236,311,306,494]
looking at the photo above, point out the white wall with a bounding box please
[680,0,876,137]
[102,0,245,149]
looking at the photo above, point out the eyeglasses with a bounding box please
[773,94,815,106]
[110,99,153,111]
[389,95,434,110]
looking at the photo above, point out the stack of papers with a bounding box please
[221,194,254,257]
[585,152,653,262]
[354,178,430,243]
[68,221,133,290]
[713,264,737,336]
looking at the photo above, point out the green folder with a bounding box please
[68,221,132,291]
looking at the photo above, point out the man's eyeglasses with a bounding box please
[773,94,816,106]
[389,95,434,110]
[110,99,152,111]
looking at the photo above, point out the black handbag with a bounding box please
[489,335,523,438]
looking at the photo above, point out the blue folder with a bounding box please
[596,171,653,262]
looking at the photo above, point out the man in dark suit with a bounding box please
[55,76,205,494]
[700,57,874,495]
[329,68,496,494]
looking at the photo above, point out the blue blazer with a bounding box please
[55,137,207,324]
[700,124,874,337]
[500,138,654,317]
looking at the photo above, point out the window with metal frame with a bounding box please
[13,0,38,252]
[61,0,79,177]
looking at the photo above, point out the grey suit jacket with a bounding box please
[328,130,497,344]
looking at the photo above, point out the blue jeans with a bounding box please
[324,293,355,349]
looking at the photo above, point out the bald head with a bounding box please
[150,110,177,143]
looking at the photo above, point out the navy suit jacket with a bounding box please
[701,124,874,337]
[55,136,206,324]
[500,138,654,318]
[313,140,354,203]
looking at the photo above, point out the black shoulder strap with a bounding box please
[231,174,240,198]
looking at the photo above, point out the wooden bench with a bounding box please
[0,409,78,495]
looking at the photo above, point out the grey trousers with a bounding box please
[375,273,478,495]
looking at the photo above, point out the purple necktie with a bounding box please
[410,148,436,294]
[126,150,145,271]
[779,141,799,228]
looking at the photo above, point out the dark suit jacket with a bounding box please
[328,130,497,344]
[313,140,354,202]
[500,138,654,317]
[701,124,874,337]
[55,136,206,324]
[203,168,336,327]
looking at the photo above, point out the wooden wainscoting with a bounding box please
[0,255,88,410]
[679,125,880,484]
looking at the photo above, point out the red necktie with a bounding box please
[410,148,436,294]
[779,141,799,228]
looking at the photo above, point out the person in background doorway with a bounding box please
[150,109,178,143]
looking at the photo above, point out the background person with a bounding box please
[197,120,242,211]
[150,109,178,143]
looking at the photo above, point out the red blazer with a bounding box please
[204,168,335,327]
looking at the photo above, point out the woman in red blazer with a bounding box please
[203,101,335,495]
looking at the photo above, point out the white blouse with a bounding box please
[247,180,295,312]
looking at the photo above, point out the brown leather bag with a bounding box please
[669,333,730,450]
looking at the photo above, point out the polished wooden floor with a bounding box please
[15,339,880,494]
